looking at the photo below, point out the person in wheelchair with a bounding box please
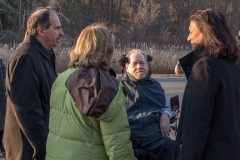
[120,49,175,160]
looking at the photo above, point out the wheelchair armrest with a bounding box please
[170,116,176,124]
[175,110,180,119]
[170,110,180,124]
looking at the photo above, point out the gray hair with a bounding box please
[126,49,148,63]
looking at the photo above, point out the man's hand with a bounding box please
[160,113,171,137]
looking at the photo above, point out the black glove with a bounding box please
[33,142,46,160]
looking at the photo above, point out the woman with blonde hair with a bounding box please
[46,24,135,160]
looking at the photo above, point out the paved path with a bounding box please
[0,155,5,160]
[0,75,186,158]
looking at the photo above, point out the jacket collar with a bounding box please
[179,46,204,80]
[122,72,154,85]
[24,35,54,60]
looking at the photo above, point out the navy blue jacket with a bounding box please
[121,73,167,138]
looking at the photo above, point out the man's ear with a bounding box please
[125,63,129,70]
[37,27,45,36]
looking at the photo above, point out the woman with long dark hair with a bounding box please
[174,9,240,160]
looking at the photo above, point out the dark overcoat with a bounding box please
[0,58,6,131]
[174,49,240,160]
[179,46,204,80]
[4,35,57,160]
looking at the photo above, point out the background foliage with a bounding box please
[0,0,239,73]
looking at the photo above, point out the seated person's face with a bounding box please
[126,52,149,80]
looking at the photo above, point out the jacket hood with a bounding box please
[66,67,119,118]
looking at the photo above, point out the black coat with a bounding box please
[179,46,204,80]
[0,58,6,131]
[5,35,57,160]
[174,50,240,160]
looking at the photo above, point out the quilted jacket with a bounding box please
[46,67,135,160]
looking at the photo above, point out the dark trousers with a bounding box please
[0,130,4,152]
[131,135,174,160]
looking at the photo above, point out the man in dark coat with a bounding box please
[0,57,6,155]
[4,7,64,160]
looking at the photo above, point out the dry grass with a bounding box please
[0,43,191,74]
[113,43,191,74]
[0,43,18,66]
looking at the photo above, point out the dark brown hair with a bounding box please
[191,8,240,61]
[26,7,55,37]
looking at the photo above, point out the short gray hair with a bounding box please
[126,49,148,63]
